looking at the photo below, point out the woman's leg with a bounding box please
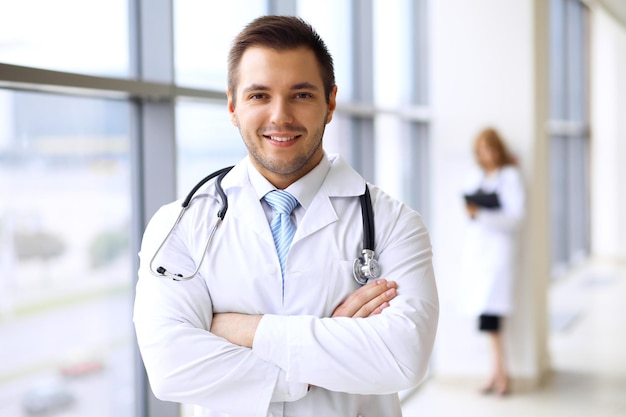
[487,331,509,395]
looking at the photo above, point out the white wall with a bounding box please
[590,6,626,261]
[429,0,551,385]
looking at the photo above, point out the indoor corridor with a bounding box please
[401,260,626,417]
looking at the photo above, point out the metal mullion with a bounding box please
[565,0,585,122]
[268,0,296,15]
[336,103,430,122]
[549,0,567,120]
[410,0,429,106]
[349,0,375,181]
[0,63,227,102]
[411,0,431,218]
[351,0,373,104]
[0,63,168,98]
[134,1,177,417]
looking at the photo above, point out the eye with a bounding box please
[249,93,268,100]
[295,92,313,99]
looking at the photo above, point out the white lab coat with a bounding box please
[458,165,525,316]
[133,154,439,417]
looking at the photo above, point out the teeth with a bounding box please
[269,136,296,142]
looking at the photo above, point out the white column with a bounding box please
[589,6,626,261]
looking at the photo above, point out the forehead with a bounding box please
[476,137,492,149]
[236,46,324,92]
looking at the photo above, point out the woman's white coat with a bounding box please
[459,165,525,316]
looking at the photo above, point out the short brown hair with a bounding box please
[227,15,336,106]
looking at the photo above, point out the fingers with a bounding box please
[332,279,398,318]
[352,280,397,318]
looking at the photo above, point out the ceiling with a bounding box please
[598,0,626,26]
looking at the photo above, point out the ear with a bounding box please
[227,89,238,126]
[325,85,338,124]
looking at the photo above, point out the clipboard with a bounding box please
[463,192,500,209]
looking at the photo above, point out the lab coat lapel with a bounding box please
[292,155,367,244]
[221,162,275,247]
[230,186,276,247]
[293,191,337,243]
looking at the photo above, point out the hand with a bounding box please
[466,203,479,219]
[332,279,398,318]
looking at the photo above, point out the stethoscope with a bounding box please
[150,166,380,285]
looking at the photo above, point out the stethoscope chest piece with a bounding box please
[353,249,381,285]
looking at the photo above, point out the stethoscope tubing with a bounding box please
[149,167,232,281]
[359,187,375,251]
[150,165,379,284]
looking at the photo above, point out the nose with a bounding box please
[269,97,294,125]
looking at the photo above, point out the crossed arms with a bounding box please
[210,278,398,347]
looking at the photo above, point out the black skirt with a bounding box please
[478,314,501,332]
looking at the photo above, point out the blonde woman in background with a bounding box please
[459,127,525,396]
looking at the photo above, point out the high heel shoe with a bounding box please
[479,380,495,395]
[493,378,510,396]
[480,378,510,396]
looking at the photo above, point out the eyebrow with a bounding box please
[242,82,320,94]
[292,82,320,91]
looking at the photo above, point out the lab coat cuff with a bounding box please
[254,314,309,398]
[253,314,288,369]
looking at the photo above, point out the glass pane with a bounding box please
[176,100,247,199]
[373,0,412,106]
[297,0,353,102]
[324,113,354,165]
[0,0,129,77]
[0,90,135,417]
[374,114,405,199]
[174,0,267,90]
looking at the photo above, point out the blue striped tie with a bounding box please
[264,190,298,278]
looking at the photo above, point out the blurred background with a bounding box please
[0,0,624,416]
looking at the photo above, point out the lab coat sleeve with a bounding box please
[252,190,439,394]
[133,204,307,416]
[475,167,525,232]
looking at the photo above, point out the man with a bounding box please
[134,15,438,417]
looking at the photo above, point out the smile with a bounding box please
[266,135,299,142]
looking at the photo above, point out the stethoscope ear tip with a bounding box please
[155,265,184,280]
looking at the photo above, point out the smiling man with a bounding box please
[228,45,332,189]
[134,15,438,417]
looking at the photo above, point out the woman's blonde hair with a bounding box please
[474,127,517,168]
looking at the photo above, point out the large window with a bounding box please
[1,1,431,416]
[549,0,590,276]
[0,91,134,417]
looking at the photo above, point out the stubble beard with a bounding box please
[239,121,327,180]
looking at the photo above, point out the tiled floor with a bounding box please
[401,260,626,417]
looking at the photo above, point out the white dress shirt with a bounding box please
[134,153,439,417]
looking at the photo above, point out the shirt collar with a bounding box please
[247,154,331,211]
